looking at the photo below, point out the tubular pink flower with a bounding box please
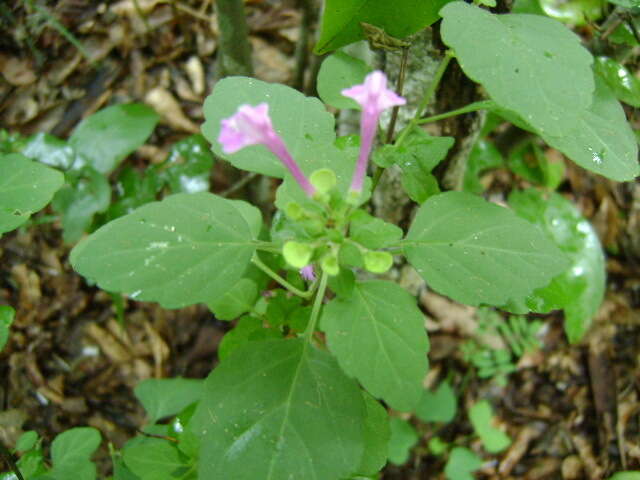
[218,103,316,197]
[300,264,316,282]
[342,71,406,193]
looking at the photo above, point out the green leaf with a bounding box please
[122,437,188,480]
[322,280,429,412]
[507,141,564,189]
[52,166,111,243]
[543,78,639,181]
[0,153,64,235]
[161,134,215,194]
[349,210,403,249]
[16,430,38,452]
[594,56,640,108]
[265,290,303,327]
[315,0,452,54]
[105,166,164,222]
[208,278,258,321]
[539,0,604,25]
[440,2,594,137]
[463,139,503,194]
[193,338,366,480]
[375,129,453,204]
[218,316,281,361]
[69,104,159,174]
[404,192,570,307]
[356,394,390,476]
[469,400,511,453]
[134,378,203,424]
[22,133,75,170]
[444,447,482,480]
[607,0,639,7]
[415,380,456,424]
[509,189,605,343]
[202,77,336,178]
[386,417,418,465]
[317,52,372,110]
[0,305,14,352]
[50,427,101,480]
[608,472,640,480]
[70,193,260,309]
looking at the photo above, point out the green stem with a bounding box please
[394,50,455,149]
[304,272,328,342]
[417,100,494,125]
[251,254,313,299]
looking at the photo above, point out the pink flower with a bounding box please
[300,265,316,282]
[218,103,316,197]
[342,71,406,193]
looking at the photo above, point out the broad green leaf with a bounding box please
[386,417,418,465]
[322,280,429,412]
[15,449,48,479]
[415,380,457,423]
[463,139,503,194]
[509,189,605,343]
[0,129,27,155]
[356,394,390,476]
[0,153,64,235]
[542,78,638,181]
[69,104,159,174]
[607,0,639,6]
[594,57,640,108]
[0,305,14,352]
[217,316,281,361]
[134,378,203,424]
[317,52,371,110]
[444,447,482,480]
[609,21,640,46]
[404,191,570,307]
[70,193,260,309]
[52,166,111,243]
[202,77,336,178]
[440,2,594,137]
[315,0,452,54]
[208,278,258,321]
[22,133,75,170]
[193,338,366,480]
[161,134,215,194]
[349,210,403,249]
[50,427,101,480]
[122,437,188,480]
[469,400,511,453]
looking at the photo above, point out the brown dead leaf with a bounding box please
[250,36,292,84]
[420,291,477,335]
[0,55,37,86]
[145,86,199,133]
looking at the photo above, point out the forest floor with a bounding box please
[1,1,639,479]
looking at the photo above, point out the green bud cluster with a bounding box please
[279,169,395,277]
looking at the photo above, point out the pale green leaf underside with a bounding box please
[404,192,570,307]
[322,280,429,412]
[70,193,260,309]
[441,2,594,137]
[193,338,365,480]
[202,77,336,178]
[134,377,204,424]
[0,153,64,234]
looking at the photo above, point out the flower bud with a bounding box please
[363,251,393,273]
[283,241,313,269]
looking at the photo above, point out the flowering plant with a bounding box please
[62,4,635,478]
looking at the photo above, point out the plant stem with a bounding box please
[216,0,253,77]
[395,50,455,148]
[251,254,313,298]
[304,272,328,342]
[371,50,454,193]
[416,100,495,125]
